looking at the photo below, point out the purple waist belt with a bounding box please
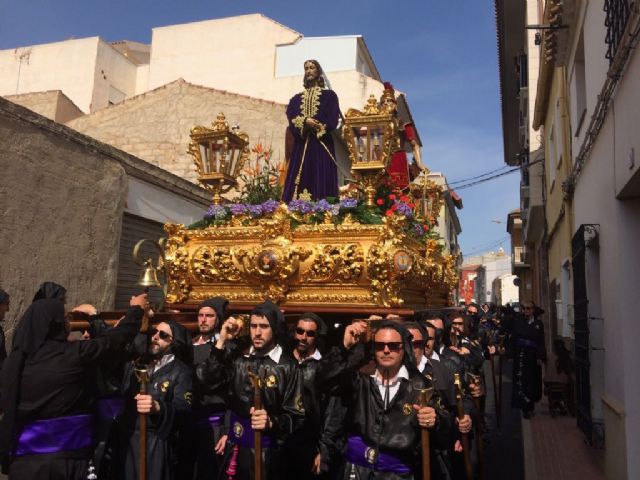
[345,435,412,474]
[194,408,225,428]
[229,413,274,449]
[516,338,538,349]
[96,397,125,420]
[15,414,93,457]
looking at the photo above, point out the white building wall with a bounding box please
[146,15,301,101]
[92,41,139,110]
[0,37,99,113]
[526,0,542,152]
[570,3,640,476]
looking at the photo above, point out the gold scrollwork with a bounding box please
[191,246,242,283]
[163,224,190,304]
[304,243,364,283]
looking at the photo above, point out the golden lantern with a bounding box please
[188,113,251,205]
[343,95,399,207]
[409,172,444,225]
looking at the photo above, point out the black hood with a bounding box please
[32,282,67,303]
[197,297,229,334]
[166,320,193,364]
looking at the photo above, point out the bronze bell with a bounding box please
[138,262,161,287]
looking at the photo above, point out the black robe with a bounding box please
[282,355,347,479]
[196,345,303,480]
[182,340,228,480]
[319,345,454,480]
[116,356,193,480]
[6,307,142,480]
[509,315,546,412]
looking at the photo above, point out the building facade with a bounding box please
[497,0,640,477]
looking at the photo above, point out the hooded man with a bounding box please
[318,320,453,479]
[0,295,145,479]
[32,281,67,303]
[283,312,346,479]
[188,297,230,480]
[196,300,303,480]
[117,320,193,480]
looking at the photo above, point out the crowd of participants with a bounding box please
[0,283,550,480]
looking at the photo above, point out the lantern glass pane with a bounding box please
[199,144,209,173]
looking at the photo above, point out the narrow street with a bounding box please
[482,357,525,479]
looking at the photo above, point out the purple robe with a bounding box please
[282,87,340,202]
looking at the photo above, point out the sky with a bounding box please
[0,0,518,258]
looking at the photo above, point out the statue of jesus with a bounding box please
[282,60,340,202]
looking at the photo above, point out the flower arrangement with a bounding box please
[237,142,282,205]
[190,153,437,242]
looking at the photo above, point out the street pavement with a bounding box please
[481,356,526,479]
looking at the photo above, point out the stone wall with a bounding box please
[0,97,127,337]
[4,90,84,123]
[67,79,288,184]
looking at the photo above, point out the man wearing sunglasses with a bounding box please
[318,320,453,479]
[196,300,303,480]
[117,320,193,480]
[284,313,346,479]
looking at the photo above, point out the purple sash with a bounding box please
[345,435,411,474]
[229,413,273,449]
[194,408,225,428]
[15,414,94,457]
[96,397,125,420]
[516,338,538,349]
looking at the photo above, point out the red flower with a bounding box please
[391,203,398,211]
[400,195,410,203]
[376,198,384,206]
[388,194,396,200]
[385,209,394,217]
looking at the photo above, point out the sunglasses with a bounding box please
[452,321,465,326]
[412,340,425,348]
[373,341,403,352]
[150,328,173,341]
[295,327,317,337]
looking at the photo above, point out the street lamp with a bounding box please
[188,112,251,205]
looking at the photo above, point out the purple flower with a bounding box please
[205,204,228,220]
[394,201,413,218]
[288,199,313,214]
[247,204,263,217]
[313,199,332,213]
[413,224,425,236]
[330,205,341,216]
[261,199,280,214]
[229,203,248,215]
[339,198,358,209]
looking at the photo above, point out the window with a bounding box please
[571,31,587,139]
[604,0,631,63]
[548,124,556,187]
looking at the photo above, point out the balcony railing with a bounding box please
[604,0,631,63]
[513,246,529,266]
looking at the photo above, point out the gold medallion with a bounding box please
[184,392,193,405]
[266,375,277,388]
[160,380,170,393]
[233,422,244,439]
[403,403,413,416]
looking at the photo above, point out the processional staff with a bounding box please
[454,373,473,480]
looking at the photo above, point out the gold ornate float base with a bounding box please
[163,209,457,311]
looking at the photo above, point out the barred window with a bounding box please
[604,0,631,63]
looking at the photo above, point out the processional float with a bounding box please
[149,93,459,316]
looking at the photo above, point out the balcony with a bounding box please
[605,0,632,64]
[513,246,530,267]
